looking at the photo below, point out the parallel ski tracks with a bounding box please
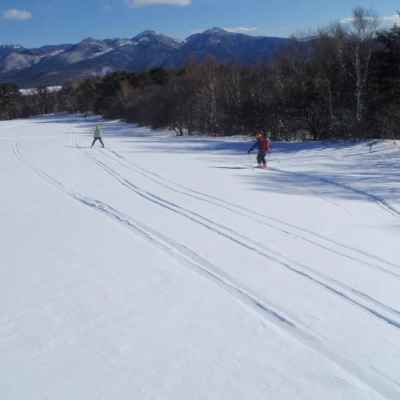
[102,147,400,274]
[85,150,400,331]
[13,139,400,399]
[13,141,298,331]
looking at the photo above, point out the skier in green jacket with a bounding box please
[91,125,105,148]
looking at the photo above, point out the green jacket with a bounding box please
[94,126,102,138]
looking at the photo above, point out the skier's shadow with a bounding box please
[64,145,92,149]
[212,166,249,170]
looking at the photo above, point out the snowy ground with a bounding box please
[1,114,400,399]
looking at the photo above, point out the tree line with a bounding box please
[2,7,400,140]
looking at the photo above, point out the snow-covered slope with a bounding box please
[1,115,399,399]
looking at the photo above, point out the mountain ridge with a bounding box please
[0,29,291,88]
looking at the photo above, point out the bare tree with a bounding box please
[349,7,379,123]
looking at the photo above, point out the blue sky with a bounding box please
[1,0,399,47]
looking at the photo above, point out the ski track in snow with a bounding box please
[4,120,400,399]
[270,167,400,218]
[85,150,400,331]
[12,139,400,400]
[101,146,400,275]
[104,148,400,266]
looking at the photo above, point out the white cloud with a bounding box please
[340,17,353,24]
[128,0,191,7]
[224,26,258,34]
[3,8,32,21]
[381,14,400,27]
[341,16,375,24]
[341,14,400,28]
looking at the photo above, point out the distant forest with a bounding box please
[2,8,400,140]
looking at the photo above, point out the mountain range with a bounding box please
[0,28,290,88]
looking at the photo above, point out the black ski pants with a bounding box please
[257,151,266,166]
[91,137,104,148]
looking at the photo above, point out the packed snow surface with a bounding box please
[1,115,400,399]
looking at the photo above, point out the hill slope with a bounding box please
[1,115,400,399]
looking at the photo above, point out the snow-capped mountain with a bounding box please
[171,27,289,67]
[0,44,72,75]
[0,44,24,51]
[0,29,290,87]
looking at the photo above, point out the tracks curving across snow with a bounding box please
[270,166,400,218]
[83,149,400,332]
[11,134,400,400]
[103,147,400,273]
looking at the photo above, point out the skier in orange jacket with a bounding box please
[248,130,272,168]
